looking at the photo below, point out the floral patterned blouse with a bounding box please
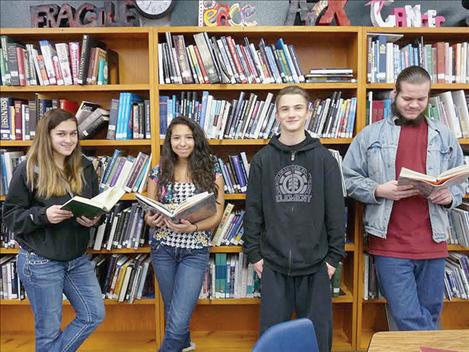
[149,162,221,249]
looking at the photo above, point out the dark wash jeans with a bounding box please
[17,249,105,352]
[151,243,209,352]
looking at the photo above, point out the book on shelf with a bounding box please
[397,164,469,197]
[135,191,216,223]
[60,186,125,218]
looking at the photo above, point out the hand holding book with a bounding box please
[397,165,469,198]
[60,186,125,218]
[136,191,216,224]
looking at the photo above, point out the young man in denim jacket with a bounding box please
[343,66,466,330]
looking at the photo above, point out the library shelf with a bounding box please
[0,84,150,93]
[198,298,260,305]
[366,83,469,90]
[159,83,358,91]
[0,298,155,306]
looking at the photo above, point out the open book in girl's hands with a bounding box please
[60,186,126,218]
[135,192,216,223]
[397,164,469,197]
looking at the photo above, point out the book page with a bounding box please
[91,186,125,211]
[135,193,173,217]
[173,192,216,223]
[173,191,211,213]
[438,164,469,180]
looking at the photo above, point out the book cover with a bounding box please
[135,191,216,223]
[60,186,125,218]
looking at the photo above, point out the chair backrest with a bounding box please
[252,318,320,352]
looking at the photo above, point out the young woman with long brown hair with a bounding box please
[144,116,225,352]
[4,109,105,352]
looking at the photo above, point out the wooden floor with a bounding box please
[1,332,157,352]
[0,331,256,352]
[1,329,353,351]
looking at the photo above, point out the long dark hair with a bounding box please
[158,116,218,200]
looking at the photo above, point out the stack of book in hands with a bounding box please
[305,68,356,83]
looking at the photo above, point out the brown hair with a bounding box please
[26,109,83,198]
[275,85,311,109]
[395,66,431,95]
[158,116,218,200]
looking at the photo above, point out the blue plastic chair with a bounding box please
[252,318,320,352]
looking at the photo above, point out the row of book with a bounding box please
[1,149,151,199]
[90,150,151,194]
[160,91,279,140]
[0,94,150,141]
[449,203,469,248]
[0,249,345,302]
[159,32,304,85]
[0,96,79,141]
[306,92,357,139]
[0,253,155,303]
[0,149,150,199]
[0,255,24,300]
[76,94,150,140]
[0,35,118,86]
[367,33,469,84]
[0,150,25,196]
[199,252,260,299]
[93,253,154,303]
[199,253,344,300]
[427,91,469,139]
[216,153,250,194]
[160,90,356,140]
[444,253,469,300]
[305,68,356,84]
[212,204,245,247]
[366,90,469,139]
[89,202,150,251]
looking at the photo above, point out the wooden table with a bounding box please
[368,330,469,352]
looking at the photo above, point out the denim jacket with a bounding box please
[343,116,465,242]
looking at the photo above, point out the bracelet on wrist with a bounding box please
[194,223,199,232]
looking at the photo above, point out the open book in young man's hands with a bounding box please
[61,186,126,218]
[397,164,469,197]
[135,191,216,223]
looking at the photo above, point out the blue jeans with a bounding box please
[17,249,105,352]
[373,256,445,331]
[151,243,209,352]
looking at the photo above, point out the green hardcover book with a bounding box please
[61,186,125,218]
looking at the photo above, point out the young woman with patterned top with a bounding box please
[144,116,225,352]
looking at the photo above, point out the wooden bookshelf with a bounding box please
[0,298,155,306]
[0,84,150,92]
[153,24,362,351]
[356,26,469,351]
[0,26,163,350]
[1,25,468,352]
[366,83,469,90]
[159,82,358,90]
